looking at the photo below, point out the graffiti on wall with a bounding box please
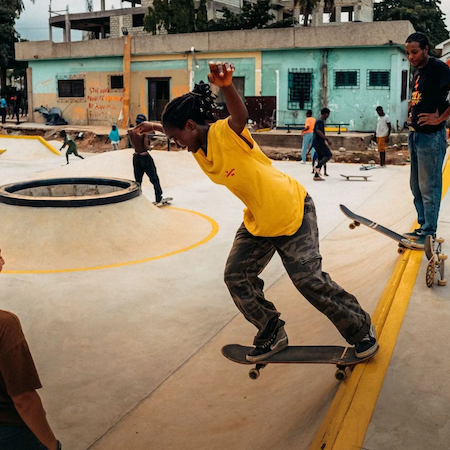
[87,86,123,122]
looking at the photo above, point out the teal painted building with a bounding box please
[17,21,415,131]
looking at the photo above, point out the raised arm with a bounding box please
[128,121,164,152]
[207,61,248,134]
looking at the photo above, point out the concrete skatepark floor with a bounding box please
[0,135,449,450]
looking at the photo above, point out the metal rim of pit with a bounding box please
[0,177,141,207]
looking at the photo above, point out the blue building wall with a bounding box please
[261,47,409,132]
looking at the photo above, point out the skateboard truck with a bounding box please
[425,236,447,287]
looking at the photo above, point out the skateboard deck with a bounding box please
[360,164,378,171]
[425,235,447,287]
[340,174,372,181]
[340,204,420,253]
[153,197,173,207]
[222,344,374,381]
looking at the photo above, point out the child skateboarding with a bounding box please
[59,130,84,165]
[161,61,378,363]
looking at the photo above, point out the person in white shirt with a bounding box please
[375,106,391,167]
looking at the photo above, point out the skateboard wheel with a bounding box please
[436,237,445,244]
[439,254,448,261]
[249,368,260,380]
[438,279,447,286]
[335,368,348,381]
[398,247,405,254]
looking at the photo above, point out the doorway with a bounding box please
[147,78,170,121]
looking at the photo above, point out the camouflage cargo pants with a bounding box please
[224,194,371,346]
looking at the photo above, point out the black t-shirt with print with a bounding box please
[410,57,450,134]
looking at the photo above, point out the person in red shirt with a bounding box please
[0,250,61,450]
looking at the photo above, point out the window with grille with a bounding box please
[109,75,124,90]
[58,79,85,98]
[334,70,359,88]
[367,70,390,89]
[288,69,313,110]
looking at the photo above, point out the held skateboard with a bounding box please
[424,235,447,287]
[340,174,372,181]
[153,197,173,207]
[340,204,419,254]
[221,344,375,381]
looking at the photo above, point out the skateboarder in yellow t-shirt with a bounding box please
[144,62,379,363]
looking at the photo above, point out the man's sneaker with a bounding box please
[246,327,288,362]
[354,324,379,359]
[402,229,423,240]
[407,235,426,249]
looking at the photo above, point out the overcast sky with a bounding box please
[16,0,450,43]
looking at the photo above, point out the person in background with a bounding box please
[403,32,450,247]
[301,110,315,165]
[108,124,121,151]
[375,106,391,167]
[312,108,332,181]
[128,114,167,205]
[0,96,7,124]
[59,130,84,165]
[0,250,62,450]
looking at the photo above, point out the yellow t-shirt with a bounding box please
[193,119,307,237]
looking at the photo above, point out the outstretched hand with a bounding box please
[207,61,235,88]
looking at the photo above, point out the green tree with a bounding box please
[0,0,25,89]
[374,0,449,48]
[195,0,208,32]
[144,0,196,34]
[208,0,275,31]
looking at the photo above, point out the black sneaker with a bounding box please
[402,229,423,240]
[246,327,288,362]
[406,235,426,249]
[354,324,378,359]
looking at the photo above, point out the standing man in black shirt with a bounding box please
[403,32,450,248]
[312,108,332,181]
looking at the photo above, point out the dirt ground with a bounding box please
[2,125,411,165]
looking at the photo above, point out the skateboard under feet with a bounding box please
[221,344,376,381]
[153,197,173,207]
[425,235,447,287]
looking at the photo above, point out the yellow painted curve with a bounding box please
[0,134,60,155]
[3,207,219,275]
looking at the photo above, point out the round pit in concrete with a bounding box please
[0,177,140,207]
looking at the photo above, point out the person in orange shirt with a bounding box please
[301,110,315,165]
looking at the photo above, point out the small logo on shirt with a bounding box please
[226,169,236,177]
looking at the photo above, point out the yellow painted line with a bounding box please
[3,207,219,274]
[311,156,450,450]
[0,134,60,155]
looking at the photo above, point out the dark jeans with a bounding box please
[0,107,6,124]
[133,153,163,203]
[224,194,370,346]
[0,425,46,450]
[408,127,447,236]
[314,143,332,170]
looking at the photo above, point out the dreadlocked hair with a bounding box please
[162,81,217,129]
[406,32,430,50]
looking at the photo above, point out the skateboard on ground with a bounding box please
[222,344,374,381]
[340,204,419,254]
[340,174,372,181]
[360,164,378,171]
[424,235,447,287]
[153,197,173,207]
